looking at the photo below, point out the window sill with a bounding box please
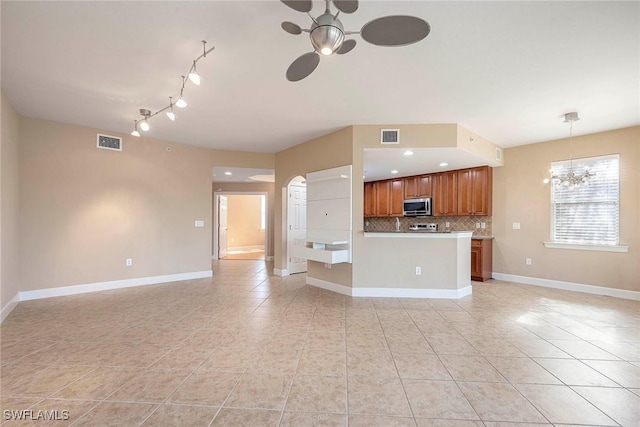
[543,242,629,253]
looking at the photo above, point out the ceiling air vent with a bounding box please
[380,129,400,144]
[495,147,503,161]
[97,134,122,151]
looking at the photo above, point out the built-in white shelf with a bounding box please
[299,165,353,265]
[298,246,349,264]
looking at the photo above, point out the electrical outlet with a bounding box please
[415,266,422,275]
[445,222,450,228]
[324,263,332,269]
[513,222,521,230]
[126,258,132,267]
[481,222,486,229]
[476,223,481,229]
[526,258,532,265]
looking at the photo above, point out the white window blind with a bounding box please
[550,154,620,245]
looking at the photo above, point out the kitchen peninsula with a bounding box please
[358,230,472,298]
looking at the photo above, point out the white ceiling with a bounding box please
[2,1,638,154]
[364,148,496,182]
[212,167,274,183]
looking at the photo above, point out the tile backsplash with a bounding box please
[364,216,493,237]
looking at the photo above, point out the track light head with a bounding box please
[175,97,187,108]
[188,61,201,85]
[140,120,150,132]
[131,120,140,137]
[166,97,176,121]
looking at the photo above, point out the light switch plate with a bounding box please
[512,222,521,230]
[195,220,205,227]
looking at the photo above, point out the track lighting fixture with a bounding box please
[138,109,151,132]
[166,97,176,121]
[130,120,140,137]
[188,61,201,86]
[176,77,188,108]
[130,40,214,137]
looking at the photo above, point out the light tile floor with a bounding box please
[1,260,639,426]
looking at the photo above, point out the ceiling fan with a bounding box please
[281,0,431,82]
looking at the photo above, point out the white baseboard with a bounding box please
[306,277,473,299]
[493,272,640,301]
[19,270,213,302]
[228,245,264,252]
[306,277,353,296]
[0,293,20,323]
[273,268,289,276]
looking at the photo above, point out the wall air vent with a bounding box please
[380,129,400,144]
[495,147,503,161]
[97,134,122,151]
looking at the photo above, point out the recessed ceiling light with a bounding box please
[224,171,232,176]
[439,162,448,167]
[403,150,414,156]
[391,170,399,174]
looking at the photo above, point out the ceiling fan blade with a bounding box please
[333,0,358,14]
[361,15,431,47]
[281,0,312,13]
[281,21,302,35]
[286,52,320,82]
[336,39,357,55]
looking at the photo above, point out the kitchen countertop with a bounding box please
[472,236,494,240]
[364,231,473,239]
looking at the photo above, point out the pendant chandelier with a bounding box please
[544,112,596,187]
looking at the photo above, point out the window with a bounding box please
[548,154,622,249]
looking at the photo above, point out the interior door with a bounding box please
[218,195,228,258]
[287,182,307,274]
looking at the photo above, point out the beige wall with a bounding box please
[210,149,274,170]
[1,93,21,310]
[19,117,213,291]
[226,195,264,247]
[212,182,275,258]
[274,127,353,285]
[493,126,640,291]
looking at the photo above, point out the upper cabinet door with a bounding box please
[364,181,376,217]
[457,166,492,216]
[404,175,432,199]
[375,180,391,216]
[418,175,433,197]
[456,168,474,216]
[390,178,404,216]
[433,171,457,216]
[471,166,492,216]
[403,176,418,199]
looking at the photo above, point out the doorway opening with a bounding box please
[213,192,268,261]
[286,176,307,274]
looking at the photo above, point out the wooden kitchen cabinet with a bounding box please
[404,175,432,199]
[364,181,376,217]
[374,180,390,216]
[471,238,493,281]
[457,166,492,216]
[432,171,457,216]
[363,179,403,217]
[390,178,404,216]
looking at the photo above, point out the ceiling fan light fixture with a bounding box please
[310,13,345,56]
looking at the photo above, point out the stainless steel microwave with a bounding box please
[403,198,432,217]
